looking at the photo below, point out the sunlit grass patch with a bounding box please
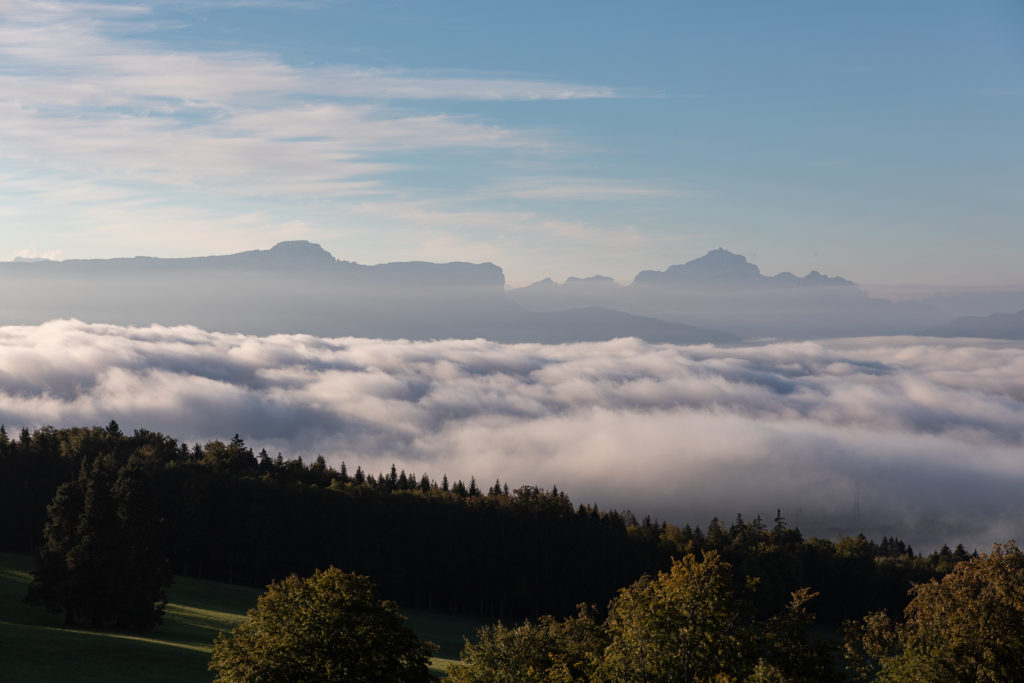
[1,552,484,680]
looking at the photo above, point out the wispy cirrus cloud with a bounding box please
[0,1,691,275]
[491,177,686,201]
[1,320,1022,550]
[0,1,616,104]
[0,0,616,202]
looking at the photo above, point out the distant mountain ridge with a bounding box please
[633,248,854,288]
[515,248,856,295]
[0,241,734,345]
[508,248,944,339]
[9,242,1016,342]
[27,240,506,288]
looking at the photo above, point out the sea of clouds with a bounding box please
[3,319,1023,551]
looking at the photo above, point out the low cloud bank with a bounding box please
[3,320,1023,550]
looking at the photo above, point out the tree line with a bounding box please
[447,543,1024,681]
[1,423,972,625]
[205,545,1024,682]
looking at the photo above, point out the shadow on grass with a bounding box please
[0,617,216,683]
[0,552,246,682]
[1,552,486,680]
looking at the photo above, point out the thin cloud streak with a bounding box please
[0,2,617,102]
[0,0,613,201]
[1,320,1022,550]
[0,0,673,273]
[491,177,684,200]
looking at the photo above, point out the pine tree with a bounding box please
[772,509,787,537]
[26,474,85,625]
[26,453,171,629]
[706,516,728,548]
[109,456,171,628]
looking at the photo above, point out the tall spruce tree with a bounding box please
[27,452,171,629]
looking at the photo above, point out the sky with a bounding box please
[2,320,1022,550]
[1,0,1022,288]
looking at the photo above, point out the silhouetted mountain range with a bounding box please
[633,248,854,288]
[6,242,1022,342]
[508,249,944,339]
[0,241,734,344]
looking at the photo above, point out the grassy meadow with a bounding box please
[0,553,482,681]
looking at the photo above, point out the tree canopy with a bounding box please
[450,552,835,682]
[599,551,747,681]
[845,541,1024,681]
[4,423,1018,679]
[26,447,170,629]
[209,566,435,682]
[5,424,983,636]
[446,604,606,682]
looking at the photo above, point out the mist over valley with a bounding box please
[2,315,1021,551]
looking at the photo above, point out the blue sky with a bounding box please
[1,1,1022,288]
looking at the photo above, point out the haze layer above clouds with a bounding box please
[3,320,1022,550]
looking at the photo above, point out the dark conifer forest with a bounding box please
[1,423,972,627]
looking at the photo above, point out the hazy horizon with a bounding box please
[9,240,1024,297]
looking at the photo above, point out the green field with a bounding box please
[0,553,485,681]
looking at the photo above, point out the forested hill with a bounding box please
[0,423,970,623]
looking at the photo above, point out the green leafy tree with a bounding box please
[843,609,901,681]
[209,566,435,682]
[597,551,750,682]
[844,541,1024,681]
[446,604,605,682]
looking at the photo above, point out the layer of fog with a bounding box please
[3,319,1022,551]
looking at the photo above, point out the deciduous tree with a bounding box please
[209,566,435,682]
[845,541,1024,681]
[597,551,749,681]
[446,604,605,682]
